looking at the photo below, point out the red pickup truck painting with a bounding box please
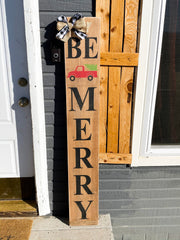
[68,65,97,81]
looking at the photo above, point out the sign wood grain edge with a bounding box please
[65,17,100,226]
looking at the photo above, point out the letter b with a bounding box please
[68,38,81,58]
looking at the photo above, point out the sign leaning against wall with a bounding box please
[63,16,100,226]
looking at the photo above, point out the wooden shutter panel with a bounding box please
[96,0,140,164]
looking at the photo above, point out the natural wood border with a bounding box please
[96,0,110,153]
[107,0,124,153]
[119,0,140,154]
[100,52,139,66]
[23,0,50,216]
[99,153,132,164]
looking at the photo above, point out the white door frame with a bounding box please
[23,0,50,215]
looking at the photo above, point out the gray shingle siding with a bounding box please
[99,164,180,239]
[39,0,94,12]
[39,1,180,239]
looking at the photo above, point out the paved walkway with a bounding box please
[29,214,114,240]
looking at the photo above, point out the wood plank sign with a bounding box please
[64,17,100,226]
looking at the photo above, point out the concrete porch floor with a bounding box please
[28,214,114,240]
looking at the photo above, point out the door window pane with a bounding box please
[152,0,180,144]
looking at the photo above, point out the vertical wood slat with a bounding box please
[107,68,121,152]
[119,0,139,153]
[96,0,110,153]
[107,0,124,153]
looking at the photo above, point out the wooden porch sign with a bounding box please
[65,17,100,226]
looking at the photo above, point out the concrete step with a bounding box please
[29,214,114,240]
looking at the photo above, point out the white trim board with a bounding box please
[132,0,154,166]
[23,0,50,215]
[132,0,180,166]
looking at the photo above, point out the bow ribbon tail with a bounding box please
[56,25,70,41]
[72,29,87,40]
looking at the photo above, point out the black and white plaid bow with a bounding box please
[56,13,87,42]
